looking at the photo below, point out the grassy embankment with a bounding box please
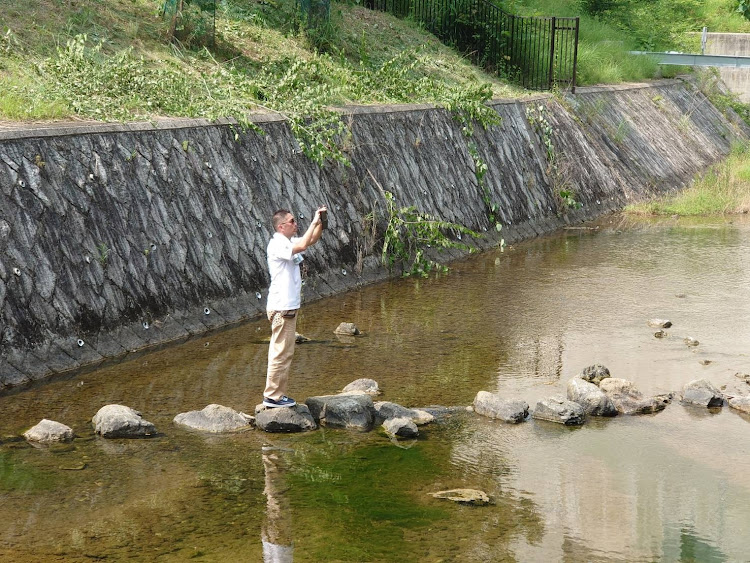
[2,0,750,207]
[625,142,750,216]
[3,0,747,127]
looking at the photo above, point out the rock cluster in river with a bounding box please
[470,361,744,427]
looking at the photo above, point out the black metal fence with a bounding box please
[364,0,579,92]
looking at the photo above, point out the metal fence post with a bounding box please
[548,17,556,90]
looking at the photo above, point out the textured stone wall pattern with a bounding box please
[0,79,746,389]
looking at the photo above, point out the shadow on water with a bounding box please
[3,214,750,560]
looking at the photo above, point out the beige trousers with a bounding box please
[264,310,297,400]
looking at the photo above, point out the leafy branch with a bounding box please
[381,191,480,278]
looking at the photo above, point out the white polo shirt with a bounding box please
[266,233,303,311]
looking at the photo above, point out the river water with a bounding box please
[2,214,750,562]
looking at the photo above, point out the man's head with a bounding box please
[272,209,297,239]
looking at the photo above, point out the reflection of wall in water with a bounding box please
[499,427,746,561]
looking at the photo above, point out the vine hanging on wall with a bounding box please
[381,191,481,278]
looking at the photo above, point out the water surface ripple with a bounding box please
[2,215,750,561]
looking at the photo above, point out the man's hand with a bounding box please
[312,205,328,226]
[292,206,327,253]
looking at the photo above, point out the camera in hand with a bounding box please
[320,209,328,230]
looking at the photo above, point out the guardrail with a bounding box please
[629,51,750,68]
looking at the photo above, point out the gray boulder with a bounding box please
[305,394,375,431]
[532,397,585,426]
[682,379,723,407]
[254,404,317,433]
[599,378,671,415]
[92,405,157,438]
[341,378,380,396]
[567,378,617,417]
[334,322,360,336]
[374,401,434,425]
[382,417,419,438]
[23,419,74,443]
[174,404,253,433]
[472,391,529,423]
[578,364,611,385]
[728,396,750,414]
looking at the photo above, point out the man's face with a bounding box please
[278,213,298,238]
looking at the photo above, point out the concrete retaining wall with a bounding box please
[0,78,747,390]
[704,32,750,102]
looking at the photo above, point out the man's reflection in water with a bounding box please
[262,446,294,563]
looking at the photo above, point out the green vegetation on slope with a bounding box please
[626,141,750,216]
[2,0,748,125]
[510,0,750,85]
[1,0,524,164]
[1,0,749,162]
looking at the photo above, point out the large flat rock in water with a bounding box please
[305,394,375,431]
[532,397,585,426]
[472,391,529,423]
[567,378,617,417]
[92,404,157,438]
[255,404,317,433]
[174,404,253,432]
[23,419,74,443]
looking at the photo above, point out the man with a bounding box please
[263,206,327,408]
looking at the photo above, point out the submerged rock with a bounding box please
[254,404,317,433]
[654,330,668,338]
[578,364,611,385]
[472,391,529,423]
[341,378,381,396]
[599,378,671,415]
[647,319,672,328]
[415,405,468,421]
[382,417,418,438]
[374,401,434,425]
[682,379,723,407]
[428,489,490,506]
[295,332,310,343]
[23,419,74,443]
[306,394,375,431]
[728,396,750,414]
[334,322,360,336]
[684,337,700,347]
[173,404,253,433]
[532,397,585,426]
[92,405,157,438]
[567,378,617,417]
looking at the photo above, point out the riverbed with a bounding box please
[2,213,749,561]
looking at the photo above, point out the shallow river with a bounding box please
[2,214,750,562]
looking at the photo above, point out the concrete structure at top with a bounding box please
[705,32,750,102]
